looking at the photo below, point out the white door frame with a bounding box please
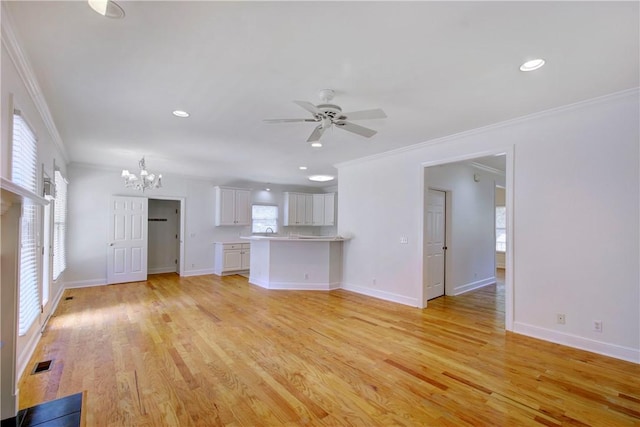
[148,196,186,276]
[420,147,514,332]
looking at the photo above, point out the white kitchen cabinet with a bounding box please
[323,192,335,226]
[312,194,325,225]
[214,242,250,275]
[287,191,335,226]
[215,186,251,226]
[284,192,309,226]
[312,192,335,226]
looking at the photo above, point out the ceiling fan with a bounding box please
[264,89,387,142]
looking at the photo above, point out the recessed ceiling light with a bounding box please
[520,58,545,72]
[311,142,323,148]
[299,166,308,170]
[265,188,271,192]
[172,110,190,118]
[308,175,335,182]
[88,0,125,18]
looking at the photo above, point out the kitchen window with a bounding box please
[252,205,278,234]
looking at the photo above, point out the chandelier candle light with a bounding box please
[121,157,162,191]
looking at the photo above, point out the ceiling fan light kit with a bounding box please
[264,89,387,143]
[88,0,125,19]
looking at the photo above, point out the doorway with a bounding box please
[422,151,512,330]
[148,199,181,275]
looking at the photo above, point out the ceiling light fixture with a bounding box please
[299,166,308,170]
[308,175,335,182]
[519,58,545,72]
[311,142,323,148]
[88,0,125,18]
[121,157,162,192]
[172,110,190,118]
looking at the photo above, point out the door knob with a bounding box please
[109,243,114,246]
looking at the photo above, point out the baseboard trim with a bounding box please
[340,283,419,307]
[451,277,495,296]
[65,279,106,289]
[513,321,640,364]
[182,268,215,277]
[248,279,340,291]
[149,267,178,274]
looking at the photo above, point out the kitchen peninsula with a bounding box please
[241,236,347,290]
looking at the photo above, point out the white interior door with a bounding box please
[426,189,446,300]
[107,196,148,284]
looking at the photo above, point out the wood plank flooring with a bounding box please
[18,273,640,426]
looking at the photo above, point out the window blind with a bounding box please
[53,170,67,280]
[12,111,40,336]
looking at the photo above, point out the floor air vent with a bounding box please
[65,296,74,301]
[32,360,53,374]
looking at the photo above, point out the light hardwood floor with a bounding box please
[19,273,640,426]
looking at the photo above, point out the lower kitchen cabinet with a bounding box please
[214,242,250,275]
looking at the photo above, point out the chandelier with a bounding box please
[121,157,162,191]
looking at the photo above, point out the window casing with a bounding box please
[496,206,506,252]
[12,111,40,336]
[53,170,67,280]
[252,205,278,234]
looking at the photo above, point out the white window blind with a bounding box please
[12,111,40,336]
[252,205,278,233]
[53,170,67,280]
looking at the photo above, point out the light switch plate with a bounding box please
[400,236,408,244]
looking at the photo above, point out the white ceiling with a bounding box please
[4,1,638,187]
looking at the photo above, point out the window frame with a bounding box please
[251,204,279,234]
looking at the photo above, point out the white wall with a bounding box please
[424,163,499,296]
[337,90,639,362]
[66,164,334,285]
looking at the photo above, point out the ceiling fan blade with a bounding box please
[341,108,387,121]
[263,118,318,123]
[307,124,326,142]
[335,121,377,138]
[294,100,322,116]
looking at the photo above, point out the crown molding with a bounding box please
[1,3,69,164]
[469,162,505,176]
[335,87,640,170]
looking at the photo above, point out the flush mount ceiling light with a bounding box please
[88,0,125,18]
[308,175,335,182]
[121,157,162,192]
[520,58,545,72]
[172,110,190,118]
[299,166,308,170]
[310,142,323,148]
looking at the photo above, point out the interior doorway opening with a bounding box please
[148,198,183,275]
[422,151,512,330]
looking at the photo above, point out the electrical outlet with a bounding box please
[400,236,408,244]
[593,320,603,332]
[556,313,566,324]
[304,273,309,280]
[372,278,376,286]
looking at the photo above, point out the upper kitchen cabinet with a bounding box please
[284,192,313,226]
[313,193,335,226]
[215,186,251,226]
[286,192,335,226]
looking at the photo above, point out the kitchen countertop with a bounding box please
[241,235,348,242]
